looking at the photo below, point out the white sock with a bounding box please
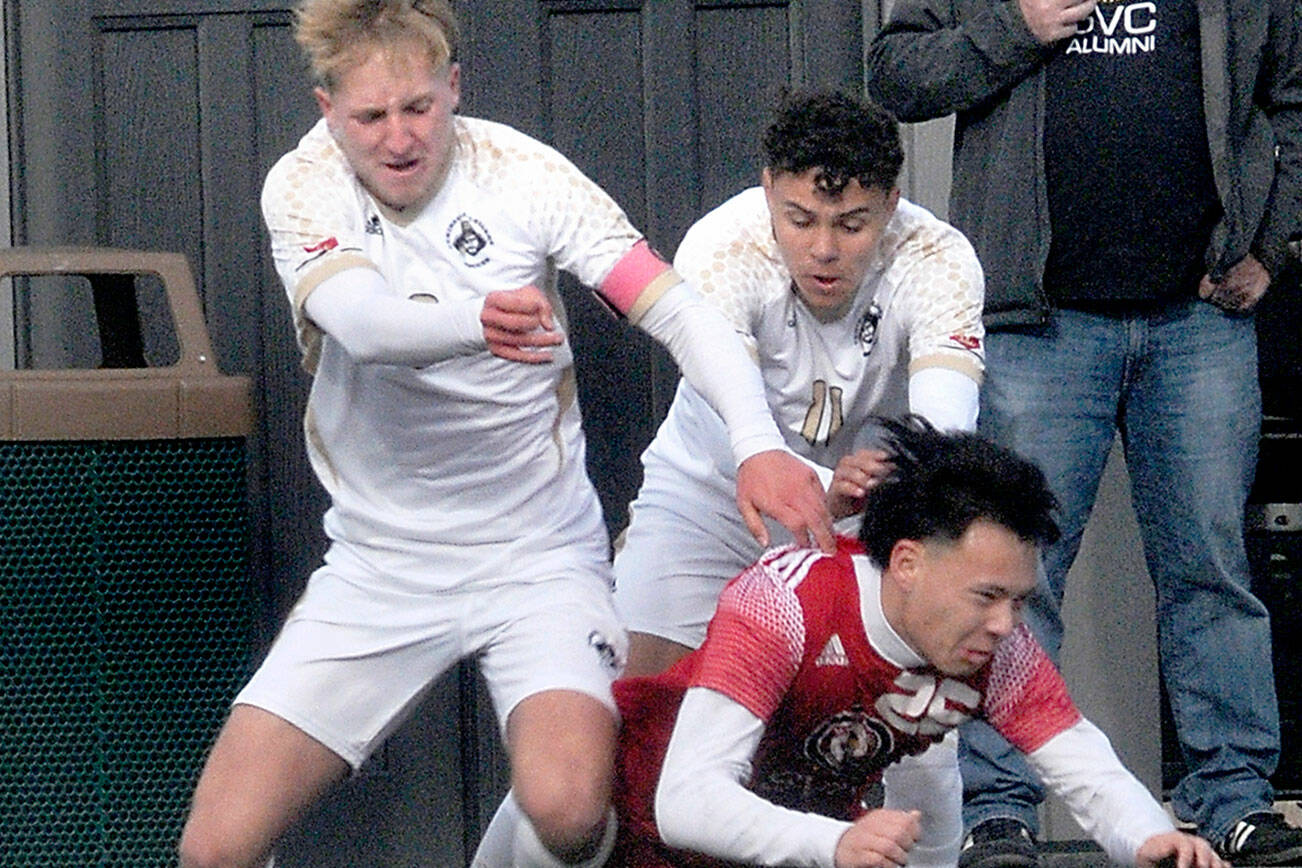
[470,792,522,868]
[512,807,617,868]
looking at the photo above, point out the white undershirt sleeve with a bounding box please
[1024,718,1175,864]
[881,731,963,868]
[636,281,788,466]
[302,267,486,366]
[907,367,979,432]
[655,687,850,868]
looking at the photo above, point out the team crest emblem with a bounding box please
[803,707,892,778]
[447,213,492,267]
[588,630,622,675]
[856,301,882,355]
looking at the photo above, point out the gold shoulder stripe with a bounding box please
[624,268,683,325]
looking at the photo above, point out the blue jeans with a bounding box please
[961,301,1277,841]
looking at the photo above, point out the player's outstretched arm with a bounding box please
[833,809,921,868]
[1136,831,1225,868]
[633,278,835,552]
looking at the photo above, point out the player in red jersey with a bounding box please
[612,416,1225,868]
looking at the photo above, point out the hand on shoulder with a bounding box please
[736,450,835,552]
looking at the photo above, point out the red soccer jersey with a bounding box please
[612,538,1080,867]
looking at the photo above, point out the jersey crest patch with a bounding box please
[856,301,882,355]
[815,634,850,668]
[588,630,623,675]
[803,706,893,778]
[447,213,493,267]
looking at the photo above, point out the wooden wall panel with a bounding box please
[98,25,204,271]
[694,4,791,210]
[249,14,327,624]
[541,3,664,533]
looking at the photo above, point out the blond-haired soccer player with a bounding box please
[178,3,832,867]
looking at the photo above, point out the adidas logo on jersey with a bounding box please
[815,633,850,668]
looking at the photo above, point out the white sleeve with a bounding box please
[302,267,487,366]
[655,687,850,868]
[636,281,788,466]
[907,367,979,432]
[882,731,963,868]
[1024,718,1175,864]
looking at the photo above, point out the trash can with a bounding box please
[0,248,254,866]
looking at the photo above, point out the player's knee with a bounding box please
[515,769,610,854]
[177,819,262,868]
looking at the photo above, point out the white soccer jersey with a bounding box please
[262,116,647,587]
[615,189,985,639]
[651,187,983,485]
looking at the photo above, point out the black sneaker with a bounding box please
[1215,812,1302,866]
[958,818,1041,868]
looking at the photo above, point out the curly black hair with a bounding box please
[858,416,1060,569]
[762,90,904,196]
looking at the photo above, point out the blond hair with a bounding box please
[294,0,460,90]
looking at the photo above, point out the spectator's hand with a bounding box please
[1199,253,1271,312]
[1018,0,1096,43]
[833,809,921,868]
[481,285,565,362]
[1136,831,1226,868]
[736,450,835,553]
[827,449,893,520]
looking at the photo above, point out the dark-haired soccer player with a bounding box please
[612,417,1225,868]
[613,89,986,679]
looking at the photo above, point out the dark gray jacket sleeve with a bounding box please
[866,0,1053,122]
[1254,0,1302,277]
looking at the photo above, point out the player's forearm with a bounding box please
[302,268,486,366]
[656,688,848,867]
[637,282,787,466]
[1026,718,1175,864]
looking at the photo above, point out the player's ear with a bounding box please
[446,62,462,108]
[887,538,924,590]
[314,86,333,121]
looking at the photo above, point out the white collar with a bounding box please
[853,553,927,669]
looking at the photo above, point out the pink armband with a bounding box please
[598,240,671,316]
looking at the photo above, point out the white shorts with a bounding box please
[612,473,862,649]
[236,542,628,769]
[611,496,763,650]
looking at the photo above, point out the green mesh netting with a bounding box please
[0,439,253,867]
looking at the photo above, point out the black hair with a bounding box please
[762,89,904,196]
[858,416,1060,569]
